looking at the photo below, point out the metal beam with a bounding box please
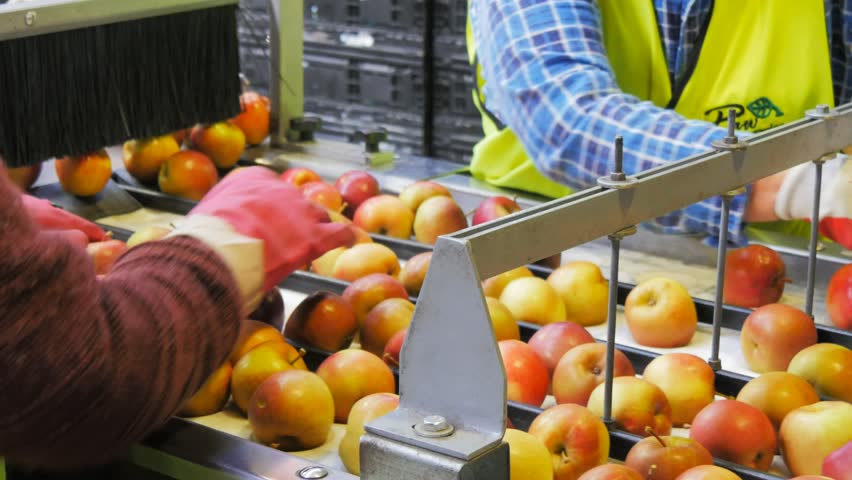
[269,0,304,146]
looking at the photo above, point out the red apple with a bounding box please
[342,273,408,328]
[279,167,322,187]
[472,195,522,225]
[398,251,431,296]
[552,342,635,406]
[822,440,852,480]
[723,244,787,308]
[527,404,610,480]
[315,348,396,423]
[740,303,817,373]
[382,328,406,368]
[689,400,777,471]
[335,170,380,217]
[787,343,852,402]
[86,239,129,274]
[675,465,743,480]
[398,180,451,213]
[527,322,596,378]
[412,195,468,244]
[625,428,714,480]
[578,465,643,480]
[6,162,42,190]
[301,181,344,212]
[780,401,852,477]
[284,292,357,352]
[826,264,852,330]
[642,353,716,427]
[360,298,415,357]
[498,339,549,407]
[588,376,673,437]
[353,194,414,239]
[624,277,697,348]
[735,371,819,432]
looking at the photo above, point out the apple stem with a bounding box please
[339,202,348,213]
[560,450,571,463]
[382,353,399,368]
[645,426,666,447]
[105,231,113,239]
[289,348,307,365]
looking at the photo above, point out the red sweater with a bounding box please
[0,171,242,469]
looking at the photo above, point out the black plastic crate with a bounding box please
[434,33,469,66]
[434,0,468,37]
[305,20,427,58]
[305,0,429,32]
[431,113,482,163]
[433,63,479,118]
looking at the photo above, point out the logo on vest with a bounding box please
[705,97,784,132]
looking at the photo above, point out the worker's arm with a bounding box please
[0,169,244,470]
[470,0,763,244]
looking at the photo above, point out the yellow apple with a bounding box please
[499,277,567,325]
[786,343,852,402]
[642,353,715,427]
[587,376,673,437]
[736,371,819,432]
[547,261,609,326]
[503,428,553,480]
[779,401,852,476]
[482,266,534,298]
[486,296,521,341]
[624,277,697,348]
[339,392,399,475]
[331,243,401,282]
[527,404,609,480]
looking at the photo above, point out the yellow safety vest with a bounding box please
[467,0,834,237]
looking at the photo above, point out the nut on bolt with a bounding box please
[414,415,455,437]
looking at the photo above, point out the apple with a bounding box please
[353,194,414,239]
[472,195,522,226]
[231,341,308,413]
[527,322,595,378]
[279,167,322,187]
[341,273,408,328]
[178,361,232,417]
[675,466,743,480]
[780,401,852,476]
[230,91,270,145]
[527,403,610,480]
[122,135,181,184]
[503,428,554,480]
[229,319,287,364]
[624,277,697,348]
[330,243,401,282]
[86,239,129,274]
[498,339,549,407]
[55,149,112,197]
[499,277,567,325]
[482,266,534,298]
[723,244,787,308]
[642,353,716,427]
[339,392,399,475]
[740,303,817,373]
[284,291,357,352]
[248,289,286,331]
[301,181,344,212]
[822,440,852,480]
[315,348,396,423]
[335,170,380,217]
[360,298,415,357]
[735,371,819,432]
[398,251,432,296]
[578,465,643,480]
[126,225,172,248]
[552,342,635,406]
[248,369,334,450]
[189,121,246,169]
[535,254,563,269]
[398,180,451,213]
[689,400,776,471]
[311,247,347,277]
[6,162,42,191]
[625,428,713,480]
[787,343,852,402]
[159,150,219,201]
[412,195,468,244]
[382,328,406,368]
[588,376,673,437]
[826,264,852,330]
[486,297,521,342]
[547,261,609,327]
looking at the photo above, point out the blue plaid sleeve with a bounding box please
[470,0,750,245]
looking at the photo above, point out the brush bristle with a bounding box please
[0,5,242,168]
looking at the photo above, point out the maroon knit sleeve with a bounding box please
[0,171,242,469]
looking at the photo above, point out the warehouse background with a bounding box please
[237,0,480,163]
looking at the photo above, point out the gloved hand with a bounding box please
[167,167,355,310]
[775,153,851,246]
[20,194,108,242]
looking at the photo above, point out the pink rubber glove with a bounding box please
[20,194,108,242]
[185,167,355,292]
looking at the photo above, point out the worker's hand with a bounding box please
[168,167,355,310]
[20,194,108,242]
[775,153,851,221]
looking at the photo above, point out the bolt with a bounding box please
[610,136,626,181]
[25,11,36,27]
[724,108,739,144]
[816,104,830,114]
[298,466,328,479]
[422,415,449,432]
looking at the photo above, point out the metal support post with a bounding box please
[269,0,304,146]
[804,156,827,317]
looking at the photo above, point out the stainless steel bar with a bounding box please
[805,159,825,317]
[454,103,852,279]
[0,0,238,40]
[709,194,732,371]
[269,0,304,146]
[603,234,621,426]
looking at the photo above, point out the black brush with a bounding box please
[0,0,242,168]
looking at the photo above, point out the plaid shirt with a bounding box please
[470,0,851,245]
